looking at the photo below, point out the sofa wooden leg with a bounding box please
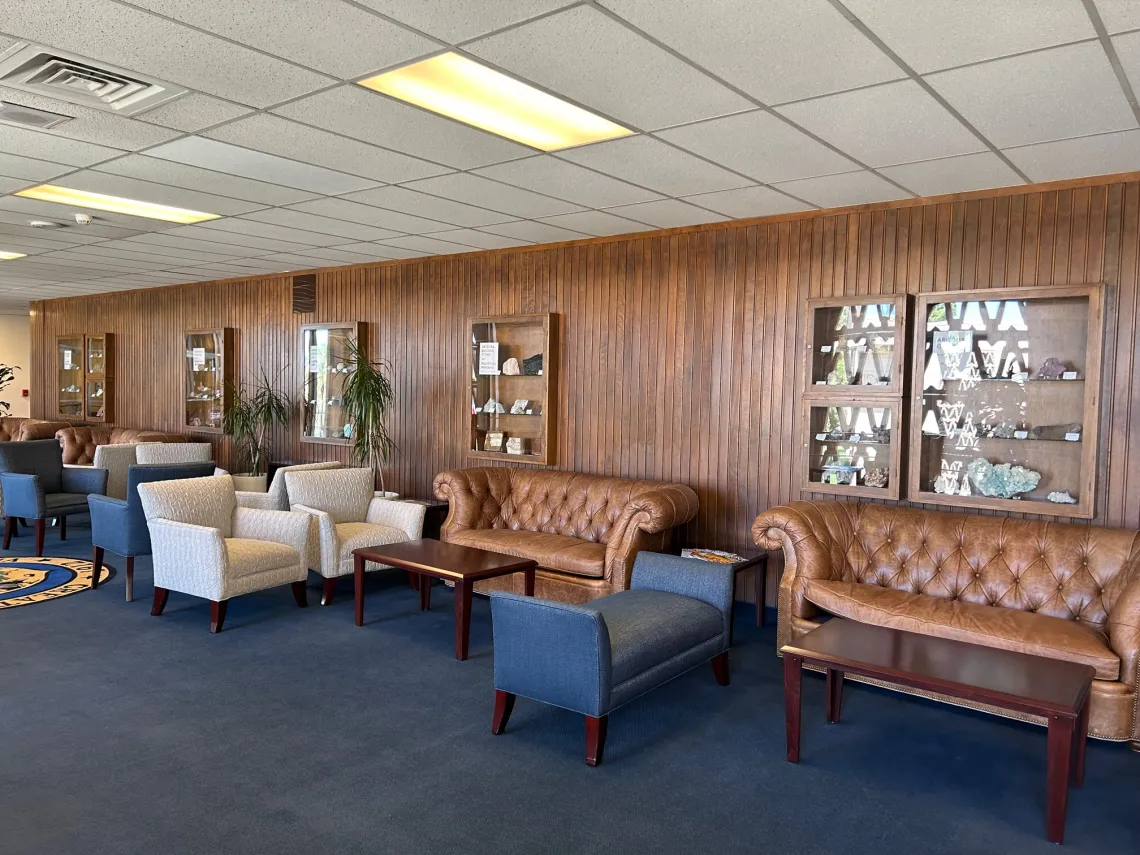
[292,580,308,608]
[585,715,608,767]
[33,519,45,556]
[210,600,228,634]
[711,651,730,686]
[492,690,516,735]
[125,556,134,603]
[321,577,336,606]
[58,515,66,541]
[91,546,104,590]
[151,586,169,616]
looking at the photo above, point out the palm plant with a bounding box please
[0,364,17,416]
[222,367,291,477]
[342,338,396,494]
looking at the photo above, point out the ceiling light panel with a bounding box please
[0,250,27,260]
[15,184,220,224]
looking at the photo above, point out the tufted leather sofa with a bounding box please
[0,418,71,442]
[433,467,700,603]
[754,500,1140,745]
[56,426,184,465]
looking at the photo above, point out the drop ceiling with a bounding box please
[1,0,1139,312]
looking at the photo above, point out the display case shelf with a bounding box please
[184,328,234,433]
[301,322,364,446]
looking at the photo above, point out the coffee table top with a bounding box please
[353,538,536,581]
[782,619,1094,716]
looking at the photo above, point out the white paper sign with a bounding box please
[1062,371,1079,380]
[820,345,832,353]
[815,433,827,441]
[478,342,500,375]
[1065,432,1081,442]
[1014,430,1029,440]
[63,350,72,370]
[192,347,206,370]
[308,345,320,373]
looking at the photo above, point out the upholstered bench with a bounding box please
[490,552,734,765]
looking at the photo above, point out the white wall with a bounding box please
[0,312,31,418]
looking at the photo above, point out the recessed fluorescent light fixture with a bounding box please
[0,250,27,260]
[14,184,220,224]
[358,52,633,151]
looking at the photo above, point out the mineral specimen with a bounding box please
[1031,423,1081,441]
[864,468,889,488]
[482,398,506,414]
[522,353,543,375]
[502,358,521,375]
[1047,491,1078,504]
[967,458,1041,498]
[1037,357,1067,380]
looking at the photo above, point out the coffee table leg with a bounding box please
[1072,696,1089,788]
[826,668,843,724]
[454,579,473,661]
[354,553,365,627]
[419,574,431,611]
[523,566,535,596]
[784,653,803,763]
[1046,712,1075,844]
[755,562,765,628]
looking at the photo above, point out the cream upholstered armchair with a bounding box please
[137,474,311,633]
[62,443,138,500]
[285,468,425,605]
[136,441,226,474]
[235,461,342,510]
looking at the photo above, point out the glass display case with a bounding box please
[184,329,234,432]
[57,335,83,419]
[805,296,907,397]
[908,285,1104,518]
[301,322,363,444]
[802,401,901,499]
[58,333,113,422]
[468,313,556,465]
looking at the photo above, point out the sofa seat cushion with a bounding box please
[804,580,1120,681]
[448,529,606,578]
[224,538,298,577]
[594,589,724,684]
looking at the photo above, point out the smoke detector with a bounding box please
[29,220,64,229]
[74,213,93,226]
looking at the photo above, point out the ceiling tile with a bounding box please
[48,171,265,216]
[338,186,514,227]
[240,209,403,242]
[1004,129,1140,181]
[118,234,254,259]
[144,137,378,194]
[603,199,726,229]
[473,155,660,207]
[190,219,346,247]
[357,1,574,43]
[57,243,237,265]
[771,170,908,208]
[0,124,122,167]
[0,85,181,151]
[284,198,453,234]
[682,186,815,219]
[95,155,317,206]
[1095,1,1140,34]
[467,5,751,130]
[429,229,532,250]
[135,93,254,133]
[0,176,34,194]
[335,242,423,260]
[0,239,62,257]
[879,152,1024,196]
[252,253,362,269]
[376,235,480,254]
[657,110,858,183]
[205,114,449,184]
[843,0,1095,73]
[0,0,332,107]
[0,153,75,183]
[537,210,654,236]
[478,220,589,243]
[927,41,1136,148]
[275,246,391,264]
[600,0,904,104]
[559,136,750,196]
[777,80,984,167]
[273,85,532,169]
[400,173,583,218]
[0,211,119,242]
[127,0,436,78]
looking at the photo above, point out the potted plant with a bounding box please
[341,338,397,497]
[0,363,17,415]
[222,367,291,492]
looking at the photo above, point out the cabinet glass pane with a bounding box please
[86,335,105,374]
[302,326,354,441]
[470,319,547,460]
[806,403,893,490]
[58,336,83,417]
[810,302,898,389]
[185,331,224,429]
[85,379,106,420]
[917,296,1089,507]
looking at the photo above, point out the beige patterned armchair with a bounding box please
[234,461,342,511]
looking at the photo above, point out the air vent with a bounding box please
[0,43,188,116]
[0,100,71,129]
[292,274,316,314]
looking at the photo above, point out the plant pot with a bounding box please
[232,473,268,493]
[373,491,400,500]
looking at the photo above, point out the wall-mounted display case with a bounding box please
[57,334,113,422]
[804,296,907,397]
[57,335,83,419]
[802,400,901,499]
[301,322,363,445]
[468,313,557,465]
[908,285,1104,518]
[184,328,234,432]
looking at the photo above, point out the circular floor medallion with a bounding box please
[0,557,111,609]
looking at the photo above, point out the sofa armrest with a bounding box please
[232,507,309,571]
[147,518,227,598]
[752,501,850,623]
[0,473,43,517]
[432,468,502,538]
[490,592,612,717]
[631,552,734,641]
[234,490,280,511]
[603,484,699,589]
[62,465,108,496]
[1108,558,1140,689]
[367,497,425,540]
[290,503,337,575]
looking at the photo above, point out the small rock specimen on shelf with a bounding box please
[1037,357,1067,379]
[1031,423,1082,441]
[864,468,889,488]
[869,425,891,443]
[502,357,521,375]
[1047,491,1078,504]
[967,458,1041,498]
[522,353,543,375]
[991,423,1017,439]
[482,398,505,414]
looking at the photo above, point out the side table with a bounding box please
[682,549,768,628]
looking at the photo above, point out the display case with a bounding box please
[184,328,234,432]
[83,334,113,422]
[468,313,557,465]
[301,322,363,445]
[57,335,83,419]
[908,285,1104,518]
[801,400,901,499]
[804,296,907,397]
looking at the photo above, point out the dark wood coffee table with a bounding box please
[352,539,536,661]
[781,619,1094,844]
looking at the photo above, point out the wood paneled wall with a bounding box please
[28,177,1140,574]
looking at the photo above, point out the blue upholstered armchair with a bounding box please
[490,552,735,765]
[89,462,218,601]
[0,438,108,557]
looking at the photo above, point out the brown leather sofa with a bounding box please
[0,418,71,442]
[754,500,1140,746]
[56,426,184,465]
[433,467,700,603]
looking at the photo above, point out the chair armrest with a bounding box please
[631,552,734,641]
[232,507,309,569]
[490,592,612,717]
[366,498,425,540]
[88,495,134,552]
[147,518,227,599]
[235,490,279,510]
[62,465,109,496]
[1108,558,1140,689]
[0,472,44,517]
[290,503,337,574]
[603,484,700,589]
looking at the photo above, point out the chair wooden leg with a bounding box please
[585,715,609,767]
[91,546,104,590]
[491,690,516,735]
[151,586,169,616]
[209,600,228,633]
[291,580,308,608]
[1,516,12,550]
[125,556,134,603]
[58,515,66,541]
[321,577,336,606]
[33,519,45,556]
[711,651,730,686]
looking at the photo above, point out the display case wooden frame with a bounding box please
[803,295,908,398]
[300,321,365,446]
[184,328,234,433]
[908,284,1104,519]
[800,398,902,500]
[468,313,557,466]
[57,333,114,422]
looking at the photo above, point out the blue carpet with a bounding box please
[1,523,1137,855]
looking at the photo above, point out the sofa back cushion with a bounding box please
[265,461,342,509]
[285,467,372,523]
[0,438,63,493]
[138,473,235,537]
[136,442,212,465]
